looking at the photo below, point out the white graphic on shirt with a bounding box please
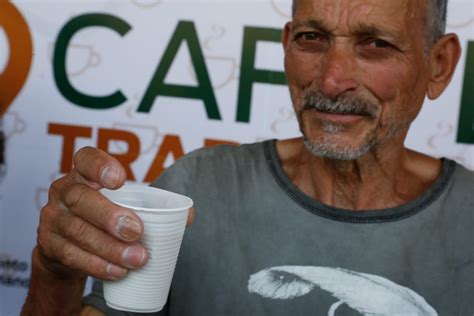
[248,266,437,316]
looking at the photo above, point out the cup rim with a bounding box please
[101,184,193,213]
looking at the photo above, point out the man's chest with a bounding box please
[168,202,474,315]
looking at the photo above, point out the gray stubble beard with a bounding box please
[303,134,377,161]
[299,92,381,161]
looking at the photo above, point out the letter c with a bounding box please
[53,14,131,109]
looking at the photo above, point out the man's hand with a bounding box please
[36,146,147,280]
[23,147,195,315]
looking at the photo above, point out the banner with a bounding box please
[1,0,472,314]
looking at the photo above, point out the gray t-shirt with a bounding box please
[84,140,474,315]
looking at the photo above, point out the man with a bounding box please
[22,0,473,315]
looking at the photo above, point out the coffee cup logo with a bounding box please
[0,0,33,117]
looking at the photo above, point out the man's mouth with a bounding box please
[308,109,369,124]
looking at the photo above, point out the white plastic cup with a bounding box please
[100,185,193,313]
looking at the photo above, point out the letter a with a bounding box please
[138,21,221,120]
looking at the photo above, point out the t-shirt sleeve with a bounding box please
[149,153,194,196]
[82,279,169,315]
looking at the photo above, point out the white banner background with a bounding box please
[1,0,473,314]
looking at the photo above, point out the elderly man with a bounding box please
[22,0,472,315]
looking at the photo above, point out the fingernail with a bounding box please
[116,216,142,240]
[101,166,120,188]
[122,245,146,268]
[106,263,127,279]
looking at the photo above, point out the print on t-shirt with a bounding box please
[248,266,437,315]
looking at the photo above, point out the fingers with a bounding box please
[38,203,147,281]
[187,207,196,226]
[54,212,148,270]
[39,230,127,281]
[38,146,194,283]
[73,147,126,189]
[59,183,143,242]
[36,147,141,282]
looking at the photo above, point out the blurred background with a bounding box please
[0,0,472,314]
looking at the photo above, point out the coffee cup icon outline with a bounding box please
[48,42,101,77]
[427,121,454,150]
[68,44,101,76]
[199,26,239,90]
[426,121,473,169]
[130,0,162,9]
[187,55,239,90]
[110,122,164,156]
[124,104,165,155]
[270,0,291,19]
[203,25,226,51]
[271,107,296,135]
[3,111,26,139]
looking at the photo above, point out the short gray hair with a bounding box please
[291,0,448,44]
[428,0,448,43]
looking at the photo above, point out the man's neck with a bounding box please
[276,138,442,210]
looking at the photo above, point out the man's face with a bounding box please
[284,0,431,160]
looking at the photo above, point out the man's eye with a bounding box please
[295,32,323,42]
[293,32,327,50]
[368,39,391,48]
[357,38,397,59]
[301,33,318,40]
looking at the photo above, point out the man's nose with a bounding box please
[319,46,359,99]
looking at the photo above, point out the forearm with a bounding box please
[21,247,87,316]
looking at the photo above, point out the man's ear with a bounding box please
[282,22,292,50]
[427,33,462,100]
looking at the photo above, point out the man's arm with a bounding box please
[22,248,87,315]
[22,249,109,316]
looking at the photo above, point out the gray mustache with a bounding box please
[303,93,378,119]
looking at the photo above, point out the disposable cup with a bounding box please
[100,185,193,313]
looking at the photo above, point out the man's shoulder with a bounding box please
[152,140,271,189]
[452,161,474,185]
[445,160,474,199]
[174,140,268,169]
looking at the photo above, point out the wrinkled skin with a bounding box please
[278,0,461,210]
[286,0,430,157]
